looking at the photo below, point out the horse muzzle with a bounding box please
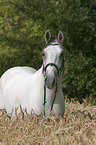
[44,75,57,89]
[43,63,59,89]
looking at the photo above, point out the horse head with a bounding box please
[42,30,65,89]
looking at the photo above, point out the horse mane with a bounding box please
[44,37,62,47]
[46,37,56,44]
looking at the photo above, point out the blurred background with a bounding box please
[0,0,96,104]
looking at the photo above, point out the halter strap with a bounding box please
[43,82,58,116]
[43,62,59,116]
[43,63,59,76]
[43,85,47,116]
[50,82,58,112]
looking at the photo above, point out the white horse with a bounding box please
[0,30,65,116]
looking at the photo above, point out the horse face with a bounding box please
[42,44,64,89]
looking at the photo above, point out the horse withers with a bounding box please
[0,30,65,116]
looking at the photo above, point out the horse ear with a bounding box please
[45,30,51,44]
[58,31,64,43]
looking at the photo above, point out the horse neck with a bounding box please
[57,74,63,91]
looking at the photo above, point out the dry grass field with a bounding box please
[0,99,96,145]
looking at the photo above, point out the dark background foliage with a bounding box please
[0,0,96,104]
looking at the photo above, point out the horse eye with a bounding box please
[42,52,45,57]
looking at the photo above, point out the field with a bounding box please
[0,99,96,145]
